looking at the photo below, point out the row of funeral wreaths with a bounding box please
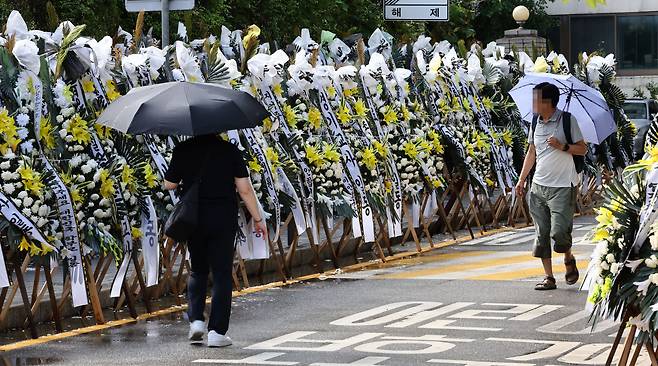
[0,10,622,307]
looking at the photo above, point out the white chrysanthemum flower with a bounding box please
[93,209,103,218]
[16,114,29,127]
[606,253,615,263]
[38,205,49,216]
[3,183,15,195]
[81,164,92,174]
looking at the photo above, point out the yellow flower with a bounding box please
[273,83,283,97]
[401,105,411,122]
[403,141,419,159]
[384,180,392,193]
[40,243,53,255]
[304,145,323,167]
[99,169,115,199]
[438,99,450,114]
[327,86,336,98]
[29,243,42,256]
[596,207,614,227]
[94,124,112,140]
[482,97,494,111]
[337,104,352,125]
[354,99,368,118]
[18,237,31,252]
[82,78,95,93]
[593,228,610,242]
[262,117,273,132]
[265,147,281,169]
[39,116,56,149]
[18,165,44,196]
[121,164,138,192]
[475,132,490,150]
[322,143,341,163]
[143,164,159,189]
[451,97,461,111]
[361,148,377,171]
[383,106,398,125]
[501,130,513,146]
[283,104,298,128]
[418,139,432,154]
[373,140,388,158]
[106,80,121,101]
[0,107,20,153]
[485,178,495,187]
[70,188,83,204]
[308,107,322,130]
[67,114,92,145]
[131,227,143,239]
[432,179,443,188]
[344,88,358,98]
[62,83,74,103]
[640,145,658,166]
[534,56,549,73]
[248,158,263,173]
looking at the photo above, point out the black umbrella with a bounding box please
[96,82,269,135]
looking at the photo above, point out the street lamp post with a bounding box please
[161,0,169,47]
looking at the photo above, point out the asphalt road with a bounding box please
[5,217,647,365]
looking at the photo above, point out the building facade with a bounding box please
[545,0,658,94]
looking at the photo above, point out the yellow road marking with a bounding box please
[0,224,528,352]
[466,260,590,281]
[379,253,537,279]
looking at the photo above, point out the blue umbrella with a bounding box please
[509,72,616,144]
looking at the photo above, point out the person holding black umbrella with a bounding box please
[96,81,272,347]
[164,134,266,347]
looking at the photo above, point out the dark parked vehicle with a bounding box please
[623,99,658,159]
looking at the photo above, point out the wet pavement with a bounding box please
[5,216,649,365]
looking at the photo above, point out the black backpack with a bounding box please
[531,111,585,174]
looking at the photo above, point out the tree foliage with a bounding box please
[0,0,557,48]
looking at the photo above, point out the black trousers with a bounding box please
[187,203,237,335]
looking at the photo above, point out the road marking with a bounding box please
[379,253,537,280]
[429,360,535,366]
[486,338,581,361]
[310,357,391,365]
[193,352,299,365]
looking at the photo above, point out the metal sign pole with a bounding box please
[161,0,169,47]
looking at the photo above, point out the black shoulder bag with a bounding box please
[164,150,211,242]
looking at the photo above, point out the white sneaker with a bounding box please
[188,320,205,343]
[207,331,232,347]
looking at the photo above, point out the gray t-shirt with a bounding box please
[528,109,584,188]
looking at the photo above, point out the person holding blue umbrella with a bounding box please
[514,82,587,291]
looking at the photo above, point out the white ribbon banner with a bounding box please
[243,128,281,243]
[141,196,159,287]
[40,158,88,307]
[144,135,179,204]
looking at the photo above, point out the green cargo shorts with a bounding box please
[527,183,577,259]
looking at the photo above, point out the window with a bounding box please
[623,102,648,120]
[570,16,615,66]
[617,15,658,70]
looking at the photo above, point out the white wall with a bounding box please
[616,76,658,97]
[546,0,658,15]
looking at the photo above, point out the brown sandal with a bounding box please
[565,257,579,285]
[535,276,557,290]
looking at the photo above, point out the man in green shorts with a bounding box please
[515,82,587,290]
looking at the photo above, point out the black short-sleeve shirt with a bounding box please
[165,135,248,202]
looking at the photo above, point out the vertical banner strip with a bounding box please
[141,197,159,287]
[40,157,88,307]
